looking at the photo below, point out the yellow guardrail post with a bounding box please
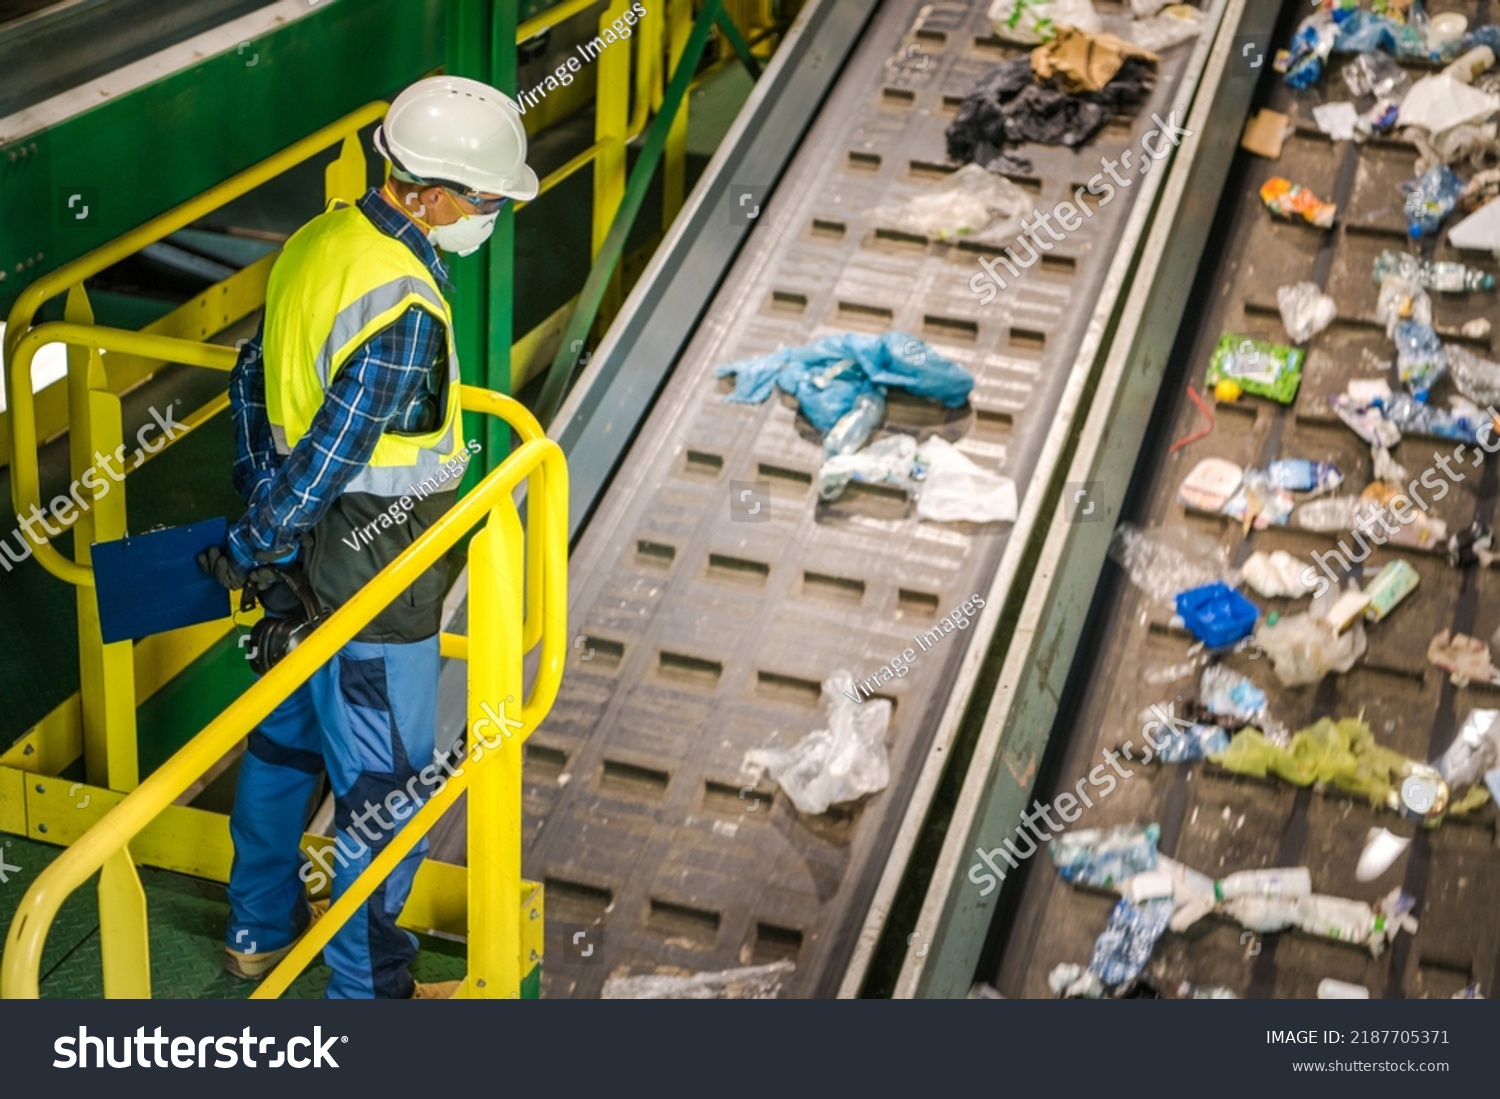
[463,499,526,997]
[63,286,139,791]
[98,848,150,998]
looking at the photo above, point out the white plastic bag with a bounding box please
[916,436,1018,523]
[987,0,1099,45]
[1123,5,1205,51]
[1277,281,1337,343]
[869,163,1031,242]
[744,670,891,815]
[1255,591,1367,687]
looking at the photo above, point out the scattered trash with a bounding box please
[1215,867,1311,902]
[1376,276,1431,339]
[1356,827,1411,882]
[1241,549,1318,599]
[1169,383,1216,452]
[1266,458,1341,494]
[1372,438,1407,482]
[1205,334,1305,404]
[1090,898,1172,986]
[1362,559,1420,622]
[1177,457,1242,512]
[1048,962,1105,999]
[1254,598,1366,686]
[1431,709,1500,796]
[1377,392,1484,443]
[1452,984,1485,999]
[1443,42,1493,82]
[1448,198,1500,255]
[986,0,1100,46]
[1110,523,1235,608]
[946,54,1156,172]
[1402,165,1465,239]
[1427,629,1500,688]
[1398,766,1451,822]
[1151,722,1230,763]
[1399,74,1500,138]
[1277,281,1337,342]
[1177,981,1239,999]
[1144,655,1206,686]
[1311,101,1359,142]
[823,391,885,457]
[1280,12,1338,90]
[914,435,1018,523]
[1343,51,1410,100]
[1123,4,1205,53]
[1030,26,1158,94]
[1223,888,1416,957]
[869,163,1031,242]
[1446,344,1500,406]
[1318,978,1372,999]
[1212,378,1243,402]
[601,959,795,999]
[1462,317,1493,339]
[1324,588,1372,634]
[817,434,922,500]
[1241,108,1291,159]
[1334,8,1424,58]
[743,670,891,815]
[1372,249,1495,292]
[1446,520,1497,568]
[1393,320,1447,398]
[1175,582,1259,648]
[1222,471,1295,530]
[1429,13,1471,54]
[1260,176,1337,229]
[716,332,974,445]
[1051,823,1160,889]
[1200,665,1267,726]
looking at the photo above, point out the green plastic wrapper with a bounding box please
[1211,717,1419,809]
[1205,334,1305,404]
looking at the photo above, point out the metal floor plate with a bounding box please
[495,0,1209,998]
[991,0,1500,999]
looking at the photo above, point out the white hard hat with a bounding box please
[374,75,539,201]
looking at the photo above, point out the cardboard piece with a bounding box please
[1030,26,1158,94]
[1241,108,1290,159]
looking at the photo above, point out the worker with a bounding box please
[197,75,538,999]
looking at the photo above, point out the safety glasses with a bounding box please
[447,189,508,216]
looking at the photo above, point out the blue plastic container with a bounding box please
[1174,583,1259,648]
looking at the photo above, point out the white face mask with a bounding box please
[428,211,499,257]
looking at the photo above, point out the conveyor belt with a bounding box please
[987,0,1500,999]
[438,0,1216,998]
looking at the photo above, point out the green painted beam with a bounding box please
[0,0,444,319]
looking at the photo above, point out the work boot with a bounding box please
[223,899,330,981]
[412,979,463,999]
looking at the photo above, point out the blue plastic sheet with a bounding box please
[716,332,974,437]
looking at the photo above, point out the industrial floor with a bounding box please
[987,0,1500,999]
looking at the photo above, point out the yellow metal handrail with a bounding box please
[2,385,567,999]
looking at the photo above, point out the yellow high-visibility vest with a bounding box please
[263,200,463,498]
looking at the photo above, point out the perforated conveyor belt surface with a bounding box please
[988,0,1500,1000]
[439,0,1208,997]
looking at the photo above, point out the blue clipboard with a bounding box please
[91,517,232,644]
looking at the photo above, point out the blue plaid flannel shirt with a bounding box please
[227,188,451,569]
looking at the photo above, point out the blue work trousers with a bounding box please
[226,636,439,999]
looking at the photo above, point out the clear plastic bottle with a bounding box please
[1214,867,1313,902]
[1372,249,1495,292]
[821,391,884,456]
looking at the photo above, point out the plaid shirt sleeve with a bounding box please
[226,306,447,569]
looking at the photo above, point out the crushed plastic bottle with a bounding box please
[1402,165,1465,239]
[1342,51,1411,99]
[1392,321,1447,398]
[1375,275,1432,337]
[1089,898,1172,987]
[1377,392,1484,442]
[822,391,885,456]
[1276,281,1337,342]
[1444,345,1500,407]
[1281,14,1338,90]
[1372,249,1496,292]
[1108,523,1236,608]
[1051,823,1161,890]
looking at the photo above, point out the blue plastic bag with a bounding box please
[715,332,975,440]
